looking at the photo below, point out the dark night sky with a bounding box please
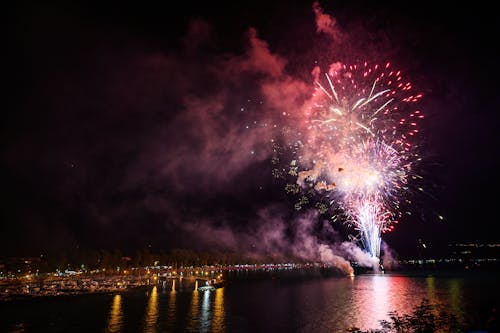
[3,0,499,258]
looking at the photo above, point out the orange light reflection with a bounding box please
[105,294,123,333]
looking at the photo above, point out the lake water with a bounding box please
[1,270,498,332]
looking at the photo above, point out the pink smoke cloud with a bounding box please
[242,27,286,78]
[340,241,380,270]
[312,1,343,42]
[381,241,399,270]
[176,206,356,274]
[123,22,310,194]
[88,18,373,261]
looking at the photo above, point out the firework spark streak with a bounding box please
[276,62,424,263]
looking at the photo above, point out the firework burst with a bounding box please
[275,61,424,261]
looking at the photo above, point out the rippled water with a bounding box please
[1,271,498,332]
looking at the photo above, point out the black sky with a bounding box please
[3,0,499,258]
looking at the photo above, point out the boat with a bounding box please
[197,278,224,291]
[198,285,216,291]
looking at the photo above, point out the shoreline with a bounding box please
[2,266,498,302]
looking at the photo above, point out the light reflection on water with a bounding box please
[349,274,415,330]
[105,294,123,333]
[367,274,390,328]
[165,281,177,332]
[103,274,481,332]
[212,288,225,332]
[186,286,199,332]
[4,273,494,333]
[448,278,464,319]
[200,289,211,332]
[143,286,159,333]
[426,275,436,300]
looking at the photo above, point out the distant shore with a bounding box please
[0,263,316,300]
[2,260,498,301]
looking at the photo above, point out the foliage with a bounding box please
[349,298,466,333]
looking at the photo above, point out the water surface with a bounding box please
[1,271,498,332]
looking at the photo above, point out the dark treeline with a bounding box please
[1,248,306,274]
